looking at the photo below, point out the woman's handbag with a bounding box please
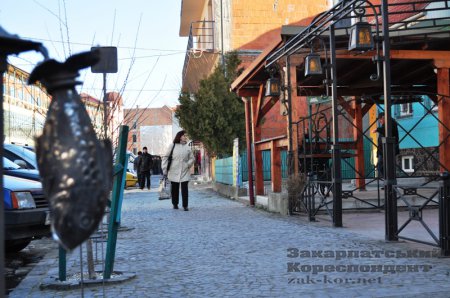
[166,144,175,172]
[158,177,170,200]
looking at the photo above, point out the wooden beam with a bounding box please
[271,141,282,193]
[438,68,450,172]
[254,84,264,130]
[251,90,264,195]
[255,136,288,151]
[335,50,450,64]
[361,102,374,117]
[391,50,450,62]
[237,88,259,98]
[338,96,355,119]
[258,97,279,124]
[353,100,365,190]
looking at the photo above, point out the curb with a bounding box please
[39,271,136,290]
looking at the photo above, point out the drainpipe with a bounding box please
[220,0,226,76]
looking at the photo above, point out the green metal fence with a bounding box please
[239,150,288,182]
[340,138,375,179]
[236,140,374,183]
[215,156,234,185]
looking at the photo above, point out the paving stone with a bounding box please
[8,177,450,297]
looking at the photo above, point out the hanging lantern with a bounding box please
[265,77,281,97]
[304,53,323,76]
[348,21,374,51]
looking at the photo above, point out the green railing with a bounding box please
[238,150,288,182]
[215,156,234,185]
[340,138,376,179]
[236,140,375,184]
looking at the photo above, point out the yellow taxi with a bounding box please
[125,170,138,188]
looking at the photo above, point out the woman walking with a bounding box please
[162,131,194,211]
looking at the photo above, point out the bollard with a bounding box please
[307,172,315,222]
[439,171,450,256]
[332,144,342,227]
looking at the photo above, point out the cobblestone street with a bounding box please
[9,177,450,297]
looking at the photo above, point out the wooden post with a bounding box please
[353,99,366,190]
[252,86,264,195]
[288,63,299,175]
[271,141,282,192]
[438,68,450,172]
[244,97,255,205]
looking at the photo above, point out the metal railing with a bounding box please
[182,20,215,80]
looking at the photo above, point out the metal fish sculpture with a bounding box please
[29,50,113,250]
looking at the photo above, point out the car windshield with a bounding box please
[5,144,37,167]
[3,157,20,170]
[18,146,37,161]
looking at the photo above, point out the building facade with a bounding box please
[179,0,330,93]
[123,106,182,156]
[3,64,108,147]
[3,64,51,145]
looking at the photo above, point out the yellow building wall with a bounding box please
[231,0,330,49]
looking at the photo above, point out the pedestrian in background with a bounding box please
[162,130,194,211]
[373,112,400,179]
[138,146,153,190]
[134,151,142,188]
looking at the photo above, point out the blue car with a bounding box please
[3,157,40,181]
[4,175,50,252]
[4,143,38,170]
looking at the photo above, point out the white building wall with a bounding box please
[140,125,173,156]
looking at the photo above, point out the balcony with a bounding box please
[182,20,220,93]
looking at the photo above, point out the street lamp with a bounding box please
[304,52,323,76]
[265,77,281,97]
[348,21,374,51]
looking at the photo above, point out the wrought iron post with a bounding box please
[329,24,342,227]
[286,55,294,176]
[307,172,315,221]
[381,0,398,241]
[439,172,450,256]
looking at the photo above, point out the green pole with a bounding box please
[58,246,66,281]
[104,125,129,279]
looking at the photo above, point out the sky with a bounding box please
[1,0,187,109]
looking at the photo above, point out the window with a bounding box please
[402,156,414,173]
[133,121,137,129]
[133,148,137,155]
[9,84,15,97]
[132,134,137,143]
[400,103,413,116]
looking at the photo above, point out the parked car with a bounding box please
[6,144,137,188]
[3,157,40,181]
[126,170,138,188]
[4,175,50,252]
[4,144,38,170]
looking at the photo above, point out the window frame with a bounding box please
[401,155,415,173]
[400,103,413,117]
